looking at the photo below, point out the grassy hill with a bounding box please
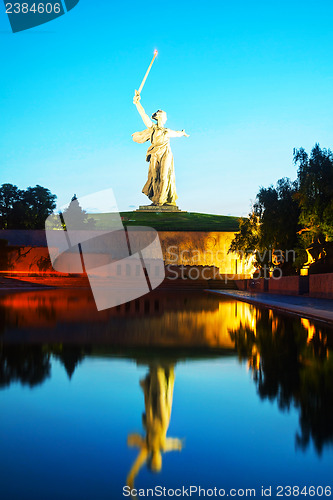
[90,211,240,232]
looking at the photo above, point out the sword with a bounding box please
[136,50,158,96]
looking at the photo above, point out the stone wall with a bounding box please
[235,273,333,299]
[235,276,300,295]
[0,229,254,276]
[6,246,53,273]
[268,275,300,295]
[159,231,252,276]
[309,273,333,299]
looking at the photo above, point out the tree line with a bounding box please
[0,185,94,230]
[229,144,333,274]
[0,183,56,229]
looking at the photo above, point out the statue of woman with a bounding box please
[132,92,189,206]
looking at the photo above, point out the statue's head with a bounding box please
[152,110,167,126]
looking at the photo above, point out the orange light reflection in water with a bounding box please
[0,290,257,349]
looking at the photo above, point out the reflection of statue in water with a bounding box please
[127,364,183,489]
[132,92,189,206]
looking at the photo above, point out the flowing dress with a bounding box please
[132,125,178,205]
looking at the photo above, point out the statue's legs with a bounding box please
[142,161,156,202]
[151,152,178,206]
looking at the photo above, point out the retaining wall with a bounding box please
[0,229,254,276]
[268,275,300,295]
[309,273,333,299]
[235,273,333,299]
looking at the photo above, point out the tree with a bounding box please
[228,211,260,262]
[0,183,56,229]
[0,183,23,229]
[294,144,333,242]
[229,178,301,272]
[60,194,96,230]
[229,144,333,274]
[255,178,301,271]
[22,185,57,229]
[255,178,300,249]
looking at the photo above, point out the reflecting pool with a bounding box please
[0,290,333,499]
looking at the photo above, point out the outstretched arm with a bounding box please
[168,129,190,138]
[133,91,153,128]
[127,433,145,448]
[163,437,184,452]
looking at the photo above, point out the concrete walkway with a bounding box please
[206,290,333,324]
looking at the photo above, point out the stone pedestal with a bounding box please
[136,205,186,213]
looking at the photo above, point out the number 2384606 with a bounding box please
[6,3,61,14]
[275,485,331,496]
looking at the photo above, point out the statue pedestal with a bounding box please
[136,205,186,213]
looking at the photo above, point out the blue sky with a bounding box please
[1,0,333,215]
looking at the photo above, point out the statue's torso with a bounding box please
[150,126,169,147]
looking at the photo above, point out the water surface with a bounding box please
[1,290,332,499]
